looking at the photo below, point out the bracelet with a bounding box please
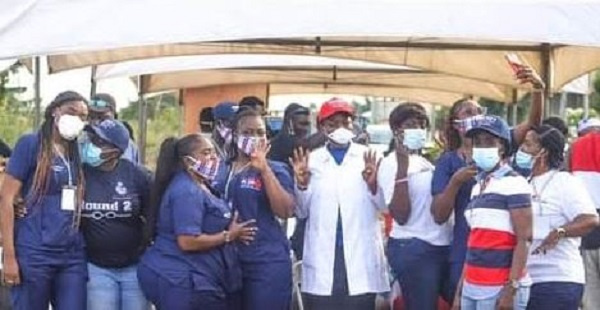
[223,230,231,243]
[395,177,408,184]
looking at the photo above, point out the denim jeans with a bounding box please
[387,238,450,310]
[87,263,150,310]
[527,282,583,310]
[461,286,529,310]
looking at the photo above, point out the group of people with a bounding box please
[0,62,599,310]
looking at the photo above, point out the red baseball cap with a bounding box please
[318,98,354,122]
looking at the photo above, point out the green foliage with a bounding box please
[119,93,181,169]
[0,64,35,147]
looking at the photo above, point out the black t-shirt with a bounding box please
[81,159,152,268]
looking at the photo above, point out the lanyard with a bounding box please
[53,144,73,186]
[224,162,251,201]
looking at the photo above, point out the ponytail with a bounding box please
[148,134,205,238]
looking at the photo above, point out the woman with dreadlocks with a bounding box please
[430,65,545,303]
[0,91,88,310]
[515,125,599,309]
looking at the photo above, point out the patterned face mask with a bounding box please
[186,156,220,181]
[236,136,264,156]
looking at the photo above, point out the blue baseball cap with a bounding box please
[465,115,512,145]
[212,101,239,121]
[85,119,130,153]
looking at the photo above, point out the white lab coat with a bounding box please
[295,143,390,296]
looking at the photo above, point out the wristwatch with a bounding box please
[223,230,231,243]
[555,227,567,239]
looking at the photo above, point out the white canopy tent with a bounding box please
[93,54,523,103]
[3,1,600,60]
[4,0,600,161]
[3,1,600,92]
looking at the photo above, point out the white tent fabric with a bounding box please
[94,54,415,79]
[43,42,600,92]
[96,54,521,102]
[3,1,600,61]
[268,84,466,107]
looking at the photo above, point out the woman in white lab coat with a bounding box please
[291,98,389,310]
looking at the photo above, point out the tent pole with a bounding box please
[511,89,518,126]
[178,89,184,135]
[137,75,147,165]
[90,65,97,98]
[33,56,42,129]
[266,83,271,110]
[584,73,591,119]
[541,43,553,118]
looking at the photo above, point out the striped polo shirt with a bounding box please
[464,164,532,289]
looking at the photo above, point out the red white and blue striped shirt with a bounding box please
[464,165,532,290]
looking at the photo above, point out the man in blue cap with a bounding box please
[211,101,238,157]
[454,115,533,309]
[88,93,141,165]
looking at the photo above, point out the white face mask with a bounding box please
[402,129,427,150]
[328,127,355,145]
[472,147,500,172]
[56,114,85,141]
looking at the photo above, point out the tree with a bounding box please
[119,92,181,168]
[0,64,34,147]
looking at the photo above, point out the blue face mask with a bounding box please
[402,129,427,150]
[79,141,105,167]
[515,150,535,170]
[472,147,500,172]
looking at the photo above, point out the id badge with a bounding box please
[61,186,77,211]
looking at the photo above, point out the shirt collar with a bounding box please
[476,162,513,182]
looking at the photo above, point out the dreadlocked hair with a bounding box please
[30,91,87,228]
[534,125,565,169]
[444,98,477,151]
[228,108,264,163]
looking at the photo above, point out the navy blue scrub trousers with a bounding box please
[11,247,87,310]
[241,260,292,310]
[527,282,583,310]
[137,263,241,310]
[387,238,450,310]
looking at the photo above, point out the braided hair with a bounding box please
[31,91,87,227]
[534,125,565,170]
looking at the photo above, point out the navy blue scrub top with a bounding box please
[216,160,294,263]
[6,133,84,251]
[431,151,476,264]
[141,171,240,294]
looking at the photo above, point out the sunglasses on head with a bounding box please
[90,99,111,109]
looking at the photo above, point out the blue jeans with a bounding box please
[87,263,150,310]
[527,282,583,310]
[387,238,450,310]
[461,286,529,310]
